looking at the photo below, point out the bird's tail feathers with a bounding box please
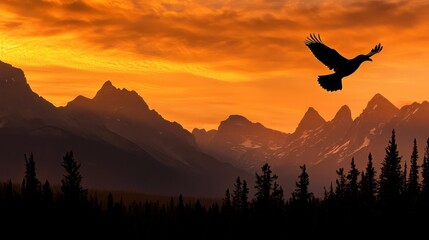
[317,74,342,92]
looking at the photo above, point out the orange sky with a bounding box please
[1,0,429,133]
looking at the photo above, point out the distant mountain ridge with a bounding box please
[194,115,288,172]
[193,93,429,196]
[0,61,248,197]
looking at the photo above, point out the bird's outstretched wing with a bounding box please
[366,43,383,57]
[304,34,347,71]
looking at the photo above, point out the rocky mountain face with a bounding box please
[193,115,289,172]
[0,61,248,197]
[194,94,429,196]
[0,61,56,127]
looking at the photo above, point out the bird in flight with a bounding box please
[305,34,383,91]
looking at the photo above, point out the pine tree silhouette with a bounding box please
[422,138,429,202]
[223,188,231,210]
[335,168,347,202]
[346,157,360,204]
[22,153,41,203]
[60,151,87,205]
[361,153,377,206]
[292,164,312,204]
[240,180,249,211]
[379,129,403,208]
[232,177,242,211]
[408,138,420,200]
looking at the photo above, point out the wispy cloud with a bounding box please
[2,0,428,72]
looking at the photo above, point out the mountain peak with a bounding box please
[371,93,385,100]
[367,93,392,109]
[332,105,352,123]
[218,115,252,131]
[0,60,28,89]
[66,95,91,108]
[226,115,251,123]
[102,80,114,88]
[0,60,54,114]
[353,93,399,128]
[294,107,326,134]
[92,81,149,111]
[96,80,118,97]
[364,93,398,114]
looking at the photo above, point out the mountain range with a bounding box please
[0,61,248,197]
[2,60,429,197]
[194,94,429,196]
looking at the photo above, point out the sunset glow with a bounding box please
[1,0,429,132]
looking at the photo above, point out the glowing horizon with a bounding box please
[1,0,429,133]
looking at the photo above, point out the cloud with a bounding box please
[2,0,429,77]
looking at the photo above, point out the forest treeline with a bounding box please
[1,129,429,238]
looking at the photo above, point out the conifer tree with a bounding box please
[403,162,408,195]
[328,182,335,200]
[60,151,87,205]
[323,182,335,214]
[255,163,283,207]
[323,187,329,201]
[408,138,420,199]
[22,153,41,202]
[422,138,429,200]
[232,177,242,211]
[240,180,249,211]
[360,171,365,192]
[347,158,360,202]
[335,168,347,201]
[292,165,312,204]
[223,188,231,210]
[362,153,377,205]
[379,129,403,206]
[271,181,284,205]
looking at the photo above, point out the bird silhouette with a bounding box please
[305,34,383,91]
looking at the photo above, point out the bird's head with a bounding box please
[357,54,372,62]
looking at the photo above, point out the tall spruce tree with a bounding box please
[362,152,377,205]
[335,168,347,201]
[346,157,360,202]
[292,164,312,204]
[408,138,420,199]
[379,129,403,206]
[60,151,87,205]
[254,163,277,206]
[22,153,41,202]
[328,182,335,201]
[359,171,365,193]
[240,180,249,211]
[232,177,242,211]
[403,162,408,195]
[422,138,429,200]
